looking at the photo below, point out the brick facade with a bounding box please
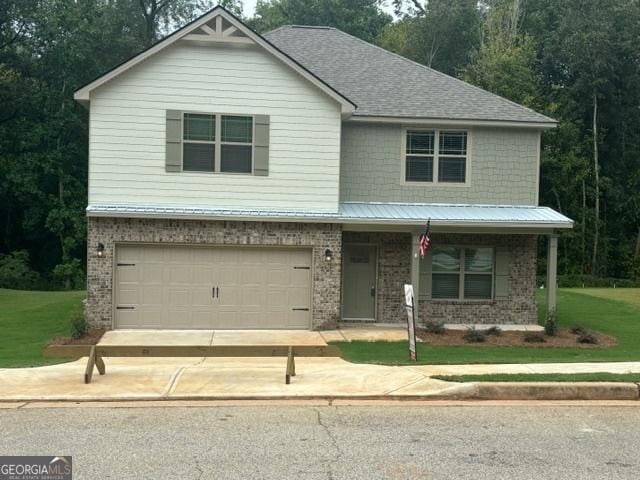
[86,217,342,330]
[421,233,538,325]
[341,232,538,326]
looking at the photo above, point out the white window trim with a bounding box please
[431,246,495,301]
[181,112,255,175]
[401,127,472,186]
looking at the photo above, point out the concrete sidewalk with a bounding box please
[2,357,640,402]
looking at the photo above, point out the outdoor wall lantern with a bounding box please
[96,243,105,258]
[324,249,333,261]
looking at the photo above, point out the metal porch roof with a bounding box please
[87,202,573,229]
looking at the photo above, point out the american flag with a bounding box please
[419,220,431,258]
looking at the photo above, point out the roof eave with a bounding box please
[347,115,557,129]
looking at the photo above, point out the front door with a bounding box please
[342,244,377,320]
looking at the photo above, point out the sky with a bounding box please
[238,0,399,18]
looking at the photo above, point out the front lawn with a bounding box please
[432,373,640,383]
[0,289,85,368]
[333,288,640,365]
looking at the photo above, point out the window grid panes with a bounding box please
[431,247,494,300]
[221,115,253,173]
[183,114,216,172]
[182,113,253,174]
[405,129,467,183]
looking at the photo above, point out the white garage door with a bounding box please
[114,244,312,329]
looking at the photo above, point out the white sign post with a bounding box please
[403,284,418,361]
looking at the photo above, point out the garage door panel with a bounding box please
[141,265,162,283]
[117,266,139,283]
[289,310,309,328]
[241,287,265,306]
[115,245,311,329]
[239,266,265,285]
[168,266,191,284]
[141,285,163,305]
[140,308,163,328]
[118,287,139,305]
[192,287,213,306]
[267,268,288,286]
[168,289,190,306]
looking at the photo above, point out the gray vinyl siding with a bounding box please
[339,123,540,205]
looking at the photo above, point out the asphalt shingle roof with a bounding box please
[264,26,555,125]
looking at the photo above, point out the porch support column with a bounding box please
[546,234,559,315]
[411,233,421,324]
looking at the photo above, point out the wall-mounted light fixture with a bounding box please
[96,243,105,258]
[324,249,333,261]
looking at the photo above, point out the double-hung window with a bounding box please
[404,129,468,183]
[432,247,494,300]
[182,113,253,174]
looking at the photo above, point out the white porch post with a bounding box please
[411,233,421,324]
[547,234,559,314]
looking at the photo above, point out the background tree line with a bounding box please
[1,0,639,289]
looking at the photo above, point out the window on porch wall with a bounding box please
[432,247,494,300]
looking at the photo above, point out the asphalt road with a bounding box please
[1,403,639,479]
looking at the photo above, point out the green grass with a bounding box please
[0,289,85,368]
[333,288,640,365]
[432,373,640,383]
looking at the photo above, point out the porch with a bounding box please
[338,203,571,327]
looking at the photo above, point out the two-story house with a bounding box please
[75,6,572,331]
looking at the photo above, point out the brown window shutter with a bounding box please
[253,115,269,176]
[166,110,182,172]
[494,246,509,300]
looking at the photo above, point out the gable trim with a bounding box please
[73,6,356,114]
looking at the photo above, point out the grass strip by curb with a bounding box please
[431,373,640,383]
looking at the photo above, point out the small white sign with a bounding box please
[403,284,417,361]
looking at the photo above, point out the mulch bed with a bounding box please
[416,328,617,348]
[49,329,106,346]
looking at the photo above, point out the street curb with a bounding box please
[0,382,638,403]
[468,382,640,401]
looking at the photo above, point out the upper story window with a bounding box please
[183,113,253,174]
[404,129,468,183]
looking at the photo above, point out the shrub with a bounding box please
[463,327,486,343]
[53,259,85,290]
[544,310,558,336]
[424,320,445,334]
[0,250,41,290]
[524,332,546,343]
[570,325,587,335]
[577,331,599,344]
[484,326,502,336]
[70,308,88,339]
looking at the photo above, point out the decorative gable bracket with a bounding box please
[183,15,252,44]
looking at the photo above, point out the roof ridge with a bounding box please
[326,28,555,123]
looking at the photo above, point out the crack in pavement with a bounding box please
[193,454,204,480]
[314,408,343,480]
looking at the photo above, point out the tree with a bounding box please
[249,0,392,42]
[462,0,539,107]
[383,0,481,75]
